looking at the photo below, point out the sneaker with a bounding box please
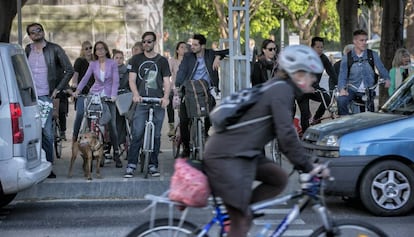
[179,148,190,158]
[124,167,135,178]
[60,132,67,141]
[104,153,112,164]
[148,166,160,177]
[114,153,123,168]
[47,171,56,179]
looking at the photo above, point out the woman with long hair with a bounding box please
[250,39,278,86]
[71,41,95,142]
[73,41,122,168]
[167,41,187,136]
[388,48,414,95]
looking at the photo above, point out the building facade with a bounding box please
[11,0,164,62]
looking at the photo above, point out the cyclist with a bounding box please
[175,34,229,157]
[124,31,171,178]
[73,41,122,168]
[297,37,336,131]
[337,29,390,115]
[203,45,329,237]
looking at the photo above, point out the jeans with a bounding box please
[105,101,120,155]
[338,89,375,115]
[126,103,165,169]
[39,96,54,163]
[72,96,86,140]
[167,92,174,124]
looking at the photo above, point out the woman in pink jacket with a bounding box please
[74,41,122,168]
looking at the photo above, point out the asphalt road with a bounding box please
[1,197,413,237]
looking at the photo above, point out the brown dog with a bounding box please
[68,132,103,180]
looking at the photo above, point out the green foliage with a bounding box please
[164,0,341,46]
[164,0,220,42]
[318,0,340,43]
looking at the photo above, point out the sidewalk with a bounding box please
[16,103,176,201]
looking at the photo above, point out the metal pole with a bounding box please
[17,0,22,46]
[280,18,284,49]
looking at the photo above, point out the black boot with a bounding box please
[114,151,122,168]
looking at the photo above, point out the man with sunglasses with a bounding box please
[337,29,390,115]
[25,22,74,178]
[124,31,171,178]
[175,34,229,157]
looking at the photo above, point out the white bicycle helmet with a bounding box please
[278,45,324,74]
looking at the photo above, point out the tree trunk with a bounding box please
[406,1,414,51]
[0,0,28,43]
[378,0,406,107]
[0,1,17,43]
[336,0,358,49]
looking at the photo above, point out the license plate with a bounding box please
[27,143,38,161]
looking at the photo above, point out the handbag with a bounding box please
[169,158,211,207]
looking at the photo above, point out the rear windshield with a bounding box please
[12,54,37,106]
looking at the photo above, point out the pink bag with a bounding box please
[169,158,211,207]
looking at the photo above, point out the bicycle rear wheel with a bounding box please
[53,120,62,159]
[171,124,181,159]
[190,118,204,160]
[126,218,199,237]
[309,219,388,237]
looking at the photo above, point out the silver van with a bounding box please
[0,43,51,207]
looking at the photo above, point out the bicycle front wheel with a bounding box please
[310,219,388,237]
[126,218,200,237]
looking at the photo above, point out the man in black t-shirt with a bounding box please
[124,31,171,178]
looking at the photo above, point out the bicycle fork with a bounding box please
[143,108,155,152]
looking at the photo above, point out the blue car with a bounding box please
[302,74,414,216]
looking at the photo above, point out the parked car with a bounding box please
[0,43,52,207]
[302,73,414,217]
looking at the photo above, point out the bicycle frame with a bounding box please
[136,172,388,237]
[314,86,340,123]
[348,79,385,114]
[139,97,161,178]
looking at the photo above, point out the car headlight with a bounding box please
[316,135,339,147]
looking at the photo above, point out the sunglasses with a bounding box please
[266,47,276,52]
[84,46,92,50]
[29,28,43,35]
[143,40,154,44]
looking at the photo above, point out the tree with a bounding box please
[271,0,321,45]
[378,0,407,106]
[406,1,414,51]
[336,0,358,48]
[0,0,27,43]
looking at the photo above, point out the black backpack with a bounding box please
[347,49,378,82]
[210,80,285,133]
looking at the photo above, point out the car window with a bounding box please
[11,54,37,106]
[382,75,414,114]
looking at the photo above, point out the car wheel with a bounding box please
[360,160,414,216]
[0,193,17,208]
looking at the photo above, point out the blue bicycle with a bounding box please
[126,171,388,237]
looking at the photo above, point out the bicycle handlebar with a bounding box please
[347,78,386,91]
[141,97,162,104]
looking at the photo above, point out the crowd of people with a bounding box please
[26,22,412,236]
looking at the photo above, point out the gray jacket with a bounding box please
[25,40,74,96]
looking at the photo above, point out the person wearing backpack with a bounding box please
[203,45,330,237]
[337,29,390,115]
[175,34,229,157]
